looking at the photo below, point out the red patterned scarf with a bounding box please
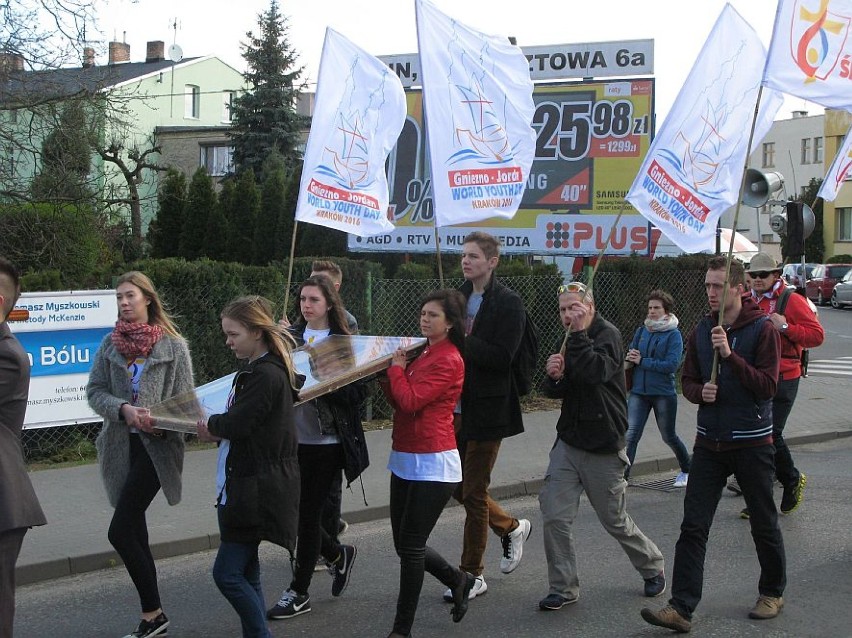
[111,321,164,358]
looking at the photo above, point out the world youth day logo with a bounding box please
[318,111,372,191]
[788,0,852,83]
[446,77,526,201]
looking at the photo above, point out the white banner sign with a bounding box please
[764,0,852,110]
[380,40,654,87]
[626,4,783,253]
[415,0,535,227]
[295,28,406,237]
[10,290,117,429]
[348,214,669,255]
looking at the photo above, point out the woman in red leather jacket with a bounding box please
[381,289,474,638]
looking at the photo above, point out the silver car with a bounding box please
[831,269,852,309]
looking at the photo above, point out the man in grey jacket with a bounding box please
[0,257,46,638]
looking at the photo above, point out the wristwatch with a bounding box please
[779,323,789,333]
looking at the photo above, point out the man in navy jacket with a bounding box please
[642,257,784,632]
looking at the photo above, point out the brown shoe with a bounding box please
[640,605,692,633]
[748,595,784,619]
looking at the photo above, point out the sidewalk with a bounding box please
[17,375,850,586]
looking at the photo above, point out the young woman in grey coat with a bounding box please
[87,271,194,638]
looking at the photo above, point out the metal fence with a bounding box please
[22,270,708,462]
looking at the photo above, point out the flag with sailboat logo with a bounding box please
[415,0,535,227]
[295,28,406,236]
[626,4,783,253]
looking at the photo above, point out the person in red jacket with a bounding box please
[380,289,474,638]
[742,253,824,517]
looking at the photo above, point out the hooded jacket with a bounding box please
[681,296,780,445]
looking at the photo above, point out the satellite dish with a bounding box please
[167,44,183,62]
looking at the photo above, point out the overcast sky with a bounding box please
[95,0,821,123]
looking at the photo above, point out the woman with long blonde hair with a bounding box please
[87,271,195,638]
[197,296,300,638]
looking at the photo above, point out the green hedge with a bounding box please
[0,203,113,289]
[124,257,383,384]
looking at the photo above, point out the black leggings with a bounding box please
[108,433,163,613]
[389,473,460,636]
[290,444,345,594]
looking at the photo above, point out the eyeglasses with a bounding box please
[558,282,587,295]
[749,271,776,279]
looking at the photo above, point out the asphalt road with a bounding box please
[15,438,852,638]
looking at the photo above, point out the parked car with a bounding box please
[831,269,852,308]
[781,262,819,288]
[806,264,852,305]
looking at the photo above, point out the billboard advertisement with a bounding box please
[348,78,672,256]
[9,290,117,429]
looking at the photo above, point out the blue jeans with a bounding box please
[213,509,271,638]
[669,444,786,619]
[625,393,690,475]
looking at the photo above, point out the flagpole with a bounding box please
[709,85,765,385]
[283,220,299,319]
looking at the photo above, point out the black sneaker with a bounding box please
[538,593,578,610]
[330,544,357,597]
[267,589,311,620]
[123,613,169,638]
[780,473,807,514]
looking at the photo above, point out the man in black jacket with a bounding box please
[538,282,665,611]
[445,232,531,603]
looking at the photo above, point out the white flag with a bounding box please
[295,29,406,237]
[818,123,852,200]
[626,5,783,253]
[763,0,852,109]
[415,0,535,227]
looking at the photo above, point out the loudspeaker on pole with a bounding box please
[742,169,785,207]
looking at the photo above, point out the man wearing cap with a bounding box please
[740,252,824,517]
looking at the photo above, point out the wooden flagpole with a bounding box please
[709,85,765,384]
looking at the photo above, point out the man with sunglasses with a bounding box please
[642,256,784,632]
[739,253,824,518]
[538,282,665,611]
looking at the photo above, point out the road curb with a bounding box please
[17,431,851,587]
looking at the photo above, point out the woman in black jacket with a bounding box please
[197,296,300,638]
[267,276,369,621]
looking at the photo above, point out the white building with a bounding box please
[721,111,824,261]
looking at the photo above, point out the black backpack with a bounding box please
[776,287,810,377]
[512,310,540,396]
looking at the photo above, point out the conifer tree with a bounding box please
[229,0,306,177]
[149,169,187,258]
[255,152,287,265]
[180,167,216,260]
[228,169,260,264]
[30,100,94,202]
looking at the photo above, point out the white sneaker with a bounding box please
[674,472,689,488]
[443,575,487,602]
[500,518,532,574]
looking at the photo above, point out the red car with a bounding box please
[806,263,852,305]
